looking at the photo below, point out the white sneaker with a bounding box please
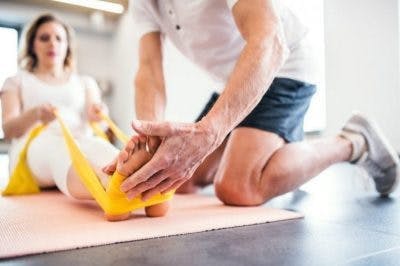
[342,113,399,196]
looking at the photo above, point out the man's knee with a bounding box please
[214,171,275,206]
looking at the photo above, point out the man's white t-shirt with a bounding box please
[132,0,317,91]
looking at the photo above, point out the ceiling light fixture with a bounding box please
[51,0,124,14]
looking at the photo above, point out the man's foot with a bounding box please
[105,136,169,221]
[341,112,399,196]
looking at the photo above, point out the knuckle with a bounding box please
[144,180,157,189]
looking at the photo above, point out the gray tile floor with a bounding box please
[1,159,400,266]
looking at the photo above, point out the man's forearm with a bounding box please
[134,79,166,122]
[200,31,287,144]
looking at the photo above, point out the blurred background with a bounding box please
[0,0,399,154]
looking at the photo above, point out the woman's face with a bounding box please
[33,21,68,69]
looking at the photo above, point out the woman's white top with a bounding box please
[1,70,100,170]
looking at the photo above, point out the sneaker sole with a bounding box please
[383,167,400,196]
[344,112,400,195]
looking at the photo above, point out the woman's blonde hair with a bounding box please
[18,13,76,72]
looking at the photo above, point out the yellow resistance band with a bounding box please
[2,112,173,216]
[1,124,45,196]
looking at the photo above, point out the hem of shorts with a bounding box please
[235,123,301,143]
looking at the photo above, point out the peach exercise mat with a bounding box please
[0,191,302,258]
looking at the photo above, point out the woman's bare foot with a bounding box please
[105,136,169,220]
[145,202,169,217]
[104,212,131,221]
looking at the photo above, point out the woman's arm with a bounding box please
[1,79,54,140]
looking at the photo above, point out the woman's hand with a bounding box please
[87,103,106,122]
[35,103,56,124]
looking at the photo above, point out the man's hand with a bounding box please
[120,119,220,200]
[102,135,160,174]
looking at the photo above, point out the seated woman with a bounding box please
[0,13,168,220]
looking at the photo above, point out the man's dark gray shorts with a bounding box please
[195,77,317,142]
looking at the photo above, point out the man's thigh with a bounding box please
[187,127,284,191]
[214,127,285,191]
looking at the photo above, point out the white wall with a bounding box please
[162,40,219,123]
[106,8,219,132]
[108,13,136,135]
[282,0,326,132]
[75,33,112,82]
[324,0,400,151]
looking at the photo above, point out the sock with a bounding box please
[339,131,367,162]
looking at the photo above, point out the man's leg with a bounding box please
[181,80,398,201]
[180,78,318,195]
[214,127,353,206]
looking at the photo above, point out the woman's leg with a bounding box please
[27,131,116,199]
[27,132,70,193]
[27,131,167,220]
